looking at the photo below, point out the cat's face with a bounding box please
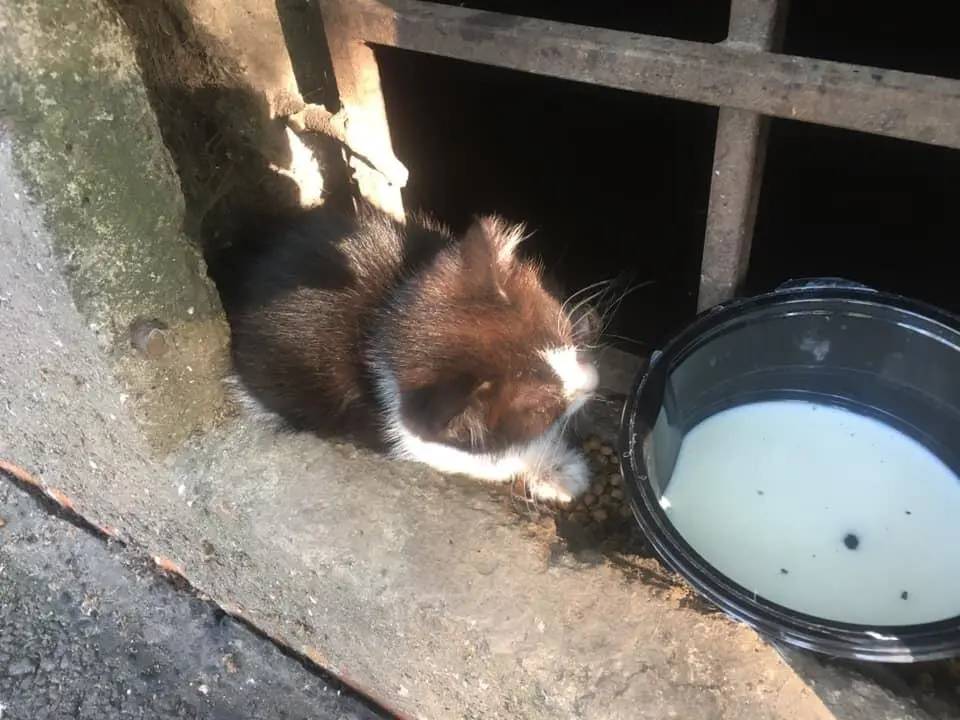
[386,216,599,453]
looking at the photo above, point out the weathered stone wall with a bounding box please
[0,0,330,453]
[0,0,218,337]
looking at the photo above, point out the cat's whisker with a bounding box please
[569,284,612,315]
[598,334,651,350]
[560,279,614,324]
[564,287,612,332]
[590,279,656,341]
[564,273,645,343]
[598,277,653,317]
[562,278,614,310]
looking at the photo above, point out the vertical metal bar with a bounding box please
[319,0,407,220]
[697,0,787,310]
[697,109,770,310]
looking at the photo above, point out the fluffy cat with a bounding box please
[214,202,599,503]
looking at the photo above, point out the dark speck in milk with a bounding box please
[905,510,912,515]
[843,533,860,550]
[756,489,764,496]
[780,568,789,575]
[901,591,909,600]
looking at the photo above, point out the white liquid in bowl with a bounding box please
[663,400,960,626]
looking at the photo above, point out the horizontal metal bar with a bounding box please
[345,0,960,150]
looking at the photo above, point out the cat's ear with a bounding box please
[461,216,527,274]
[459,219,499,291]
[399,374,479,439]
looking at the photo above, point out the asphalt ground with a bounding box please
[0,477,390,720]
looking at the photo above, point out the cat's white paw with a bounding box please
[524,448,590,505]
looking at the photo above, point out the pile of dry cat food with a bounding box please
[559,435,635,533]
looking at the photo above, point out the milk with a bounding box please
[663,399,960,626]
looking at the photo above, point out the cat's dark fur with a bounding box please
[213,202,599,502]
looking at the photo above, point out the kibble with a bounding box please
[556,435,635,531]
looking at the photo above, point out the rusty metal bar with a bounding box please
[697,0,786,310]
[338,0,960,152]
[319,0,408,219]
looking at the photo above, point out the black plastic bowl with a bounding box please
[618,279,960,662]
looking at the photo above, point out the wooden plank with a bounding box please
[320,0,407,219]
[343,0,960,151]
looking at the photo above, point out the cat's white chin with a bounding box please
[372,357,592,504]
[383,415,590,505]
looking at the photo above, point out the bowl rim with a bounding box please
[617,280,960,662]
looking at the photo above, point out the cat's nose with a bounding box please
[544,348,599,397]
[563,359,598,399]
[574,361,599,396]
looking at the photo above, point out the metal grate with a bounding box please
[316,0,960,309]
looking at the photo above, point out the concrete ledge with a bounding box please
[0,0,953,717]
[1,134,943,717]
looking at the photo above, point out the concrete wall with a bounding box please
[0,0,332,453]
